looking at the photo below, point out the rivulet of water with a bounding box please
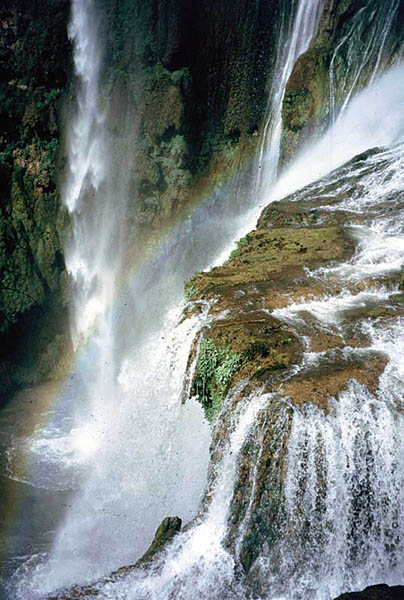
[255,0,323,198]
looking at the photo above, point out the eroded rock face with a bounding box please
[187,147,399,422]
[97,0,298,239]
[0,0,72,395]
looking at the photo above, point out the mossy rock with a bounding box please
[136,516,182,566]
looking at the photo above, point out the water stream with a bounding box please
[255,0,323,198]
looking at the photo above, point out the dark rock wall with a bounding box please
[96,0,297,235]
[0,0,71,395]
[335,584,404,599]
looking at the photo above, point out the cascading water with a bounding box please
[328,0,403,129]
[254,144,404,600]
[255,0,323,198]
[70,85,404,599]
[4,1,404,599]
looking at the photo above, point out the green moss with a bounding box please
[282,88,313,132]
[192,338,242,423]
[136,517,182,566]
[144,64,190,93]
[227,236,249,262]
[184,281,198,301]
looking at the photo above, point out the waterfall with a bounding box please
[255,146,404,599]
[65,0,117,346]
[8,0,212,595]
[61,0,124,463]
[255,0,323,198]
[88,387,276,600]
[6,0,404,598]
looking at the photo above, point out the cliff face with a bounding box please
[280,0,404,166]
[0,0,71,394]
[97,0,295,236]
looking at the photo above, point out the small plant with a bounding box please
[215,353,242,390]
[193,338,242,423]
[184,280,198,301]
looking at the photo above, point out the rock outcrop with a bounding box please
[47,517,182,599]
[185,145,403,582]
[335,584,404,600]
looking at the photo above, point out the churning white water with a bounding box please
[93,387,272,600]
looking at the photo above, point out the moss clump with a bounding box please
[192,338,242,422]
[184,280,198,301]
[136,516,182,566]
[227,236,249,262]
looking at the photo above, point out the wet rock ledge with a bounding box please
[186,147,403,424]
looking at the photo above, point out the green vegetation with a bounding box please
[144,64,190,93]
[192,338,242,422]
[184,281,198,301]
[0,0,70,393]
[227,236,249,262]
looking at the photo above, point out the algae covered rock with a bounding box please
[136,516,182,566]
[182,147,403,583]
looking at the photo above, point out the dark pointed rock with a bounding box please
[335,584,404,600]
